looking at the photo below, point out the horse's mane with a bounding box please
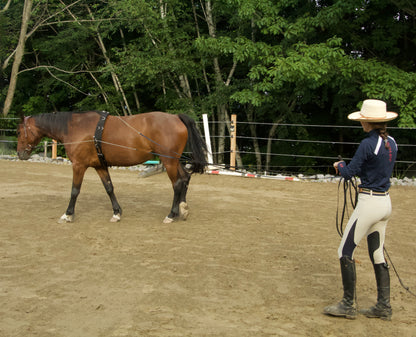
[33,111,94,135]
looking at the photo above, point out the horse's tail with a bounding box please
[178,114,208,174]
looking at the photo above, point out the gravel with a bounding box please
[1,154,415,186]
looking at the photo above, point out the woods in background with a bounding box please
[1,0,415,170]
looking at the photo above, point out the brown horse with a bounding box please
[17,111,207,223]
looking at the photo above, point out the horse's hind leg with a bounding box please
[178,166,191,220]
[95,166,122,222]
[163,162,191,223]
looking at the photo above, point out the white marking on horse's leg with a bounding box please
[163,216,175,224]
[110,214,121,223]
[179,202,189,220]
[58,213,73,224]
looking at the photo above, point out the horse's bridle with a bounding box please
[20,116,36,153]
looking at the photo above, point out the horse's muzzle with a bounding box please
[17,150,31,160]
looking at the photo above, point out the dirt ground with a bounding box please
[0,160,415,337]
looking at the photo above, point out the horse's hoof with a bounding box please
[179,202,189,220]
[110,214,121,223]
[58,213,73,224]
[163,216,175,224]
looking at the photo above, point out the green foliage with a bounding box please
[1,0,415,172]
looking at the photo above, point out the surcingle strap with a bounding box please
[93,111,110,168]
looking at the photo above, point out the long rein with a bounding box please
[24,116,204,163]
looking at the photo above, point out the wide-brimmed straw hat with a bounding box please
[348,99,398,122]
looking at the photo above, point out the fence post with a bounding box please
[44,141,48,158]
[202,114,214,167]
[230,114,237,170]
[52,140,57,159]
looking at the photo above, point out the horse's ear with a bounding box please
[20,115,32,124]
[18,113,26,123]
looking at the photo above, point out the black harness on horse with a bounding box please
[93,111,110,168]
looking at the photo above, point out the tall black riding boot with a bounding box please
[360,263,392,320]
[324,256,357,319]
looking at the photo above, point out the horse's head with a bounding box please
[16,116,42,160]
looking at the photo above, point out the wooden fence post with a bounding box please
[52,140,57,159]
[230,114,237,170]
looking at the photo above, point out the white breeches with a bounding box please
[338,193,392,264]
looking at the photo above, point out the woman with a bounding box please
[324,99,398,320]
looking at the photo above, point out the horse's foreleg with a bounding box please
[95,167,122,222]
[58,165,87,223]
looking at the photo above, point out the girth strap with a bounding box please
[93,111,110,168]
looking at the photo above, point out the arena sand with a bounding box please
[0,160,415,337]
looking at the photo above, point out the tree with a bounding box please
[1,0,414,172]
[1,0,101,116]
[2,0,32,116]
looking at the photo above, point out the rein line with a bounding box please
[31,115,199,163]
[115,116,183,159]
[37,139,187,161]
[21,113,210,166]
[336,177,358,237]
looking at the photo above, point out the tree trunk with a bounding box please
[245,18,260,171]
[204,0,225,163]
[0,0,13,12]
[191,0,217,161]
[266,121,280,172]
[120,28,141,112]
[266,99,295,171]
[246,104,262,171]
[87,6,131,116]
[203,0,243,168]
[2,0,33,116]
[158,0,193,103]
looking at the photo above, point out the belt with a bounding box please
[359,188,389,196]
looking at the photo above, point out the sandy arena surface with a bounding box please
[0,160,415,337]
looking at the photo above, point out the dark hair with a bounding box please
[371,122,390,149]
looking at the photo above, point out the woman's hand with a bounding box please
[333,161,342,175]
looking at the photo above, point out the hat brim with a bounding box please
[348,111,398,122]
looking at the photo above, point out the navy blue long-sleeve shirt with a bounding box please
[338,130,397,192]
